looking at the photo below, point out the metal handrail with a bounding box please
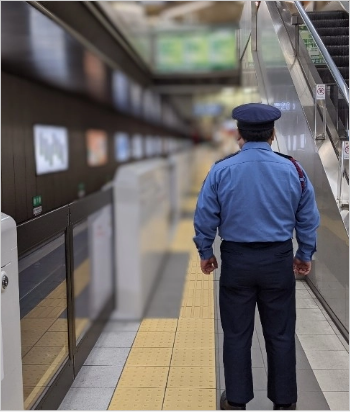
[295,1,349,105]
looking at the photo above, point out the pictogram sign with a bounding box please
[316,84,326,100]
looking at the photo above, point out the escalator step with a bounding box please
[317,67,349,84]
[327,45,349,57]
[311,19,349,28]
[317,27,349,36]
[307,11,348,20]
[330,56,349,67]
[320,36,349,46]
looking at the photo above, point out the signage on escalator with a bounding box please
[316,84,326,100]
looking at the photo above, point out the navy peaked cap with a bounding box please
[232,103,281,131]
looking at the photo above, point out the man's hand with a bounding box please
[293,257,311,276]
[200,256,218,275]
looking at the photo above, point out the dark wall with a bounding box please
[1,72,178,224]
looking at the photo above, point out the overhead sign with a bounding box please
[34,125,69,175]
[316,84,326,100]
[156,28,237,72]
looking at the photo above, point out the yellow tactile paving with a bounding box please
[132,332,176,348]
[108,149,218,410]
[174,332,215,349]
[22,345,67,365]
[138,319,178,332]
[171,348,215,367]
[117,367,169,388]
[177,318,215,331]
[108,388,164,410]
[126,347,173,367]
[35,331,68,347]
[167,366,216,388]
[21,318,56,331]
[163,388,217,410]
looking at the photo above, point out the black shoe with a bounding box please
[220,391,246,410]
[273,403,296,410]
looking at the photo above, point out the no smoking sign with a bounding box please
[316,84,326,100]
[344,141,349,160]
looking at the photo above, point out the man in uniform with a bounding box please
[193,103,320,410]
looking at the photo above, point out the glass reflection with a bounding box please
[19,235,68,410]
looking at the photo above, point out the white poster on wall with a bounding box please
[132,134,144,159]
[115,133,130,162]
[34,125,69,175]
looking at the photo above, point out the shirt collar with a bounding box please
[241,141,272,151]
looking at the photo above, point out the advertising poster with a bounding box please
[132,134,144,159]
[156,34,183,71]
[184,33,209,70]
[34,125,69,175]
[86,129,108,166]
[208,29,237,70]
[114,132,130,162]
[113,71,129,111]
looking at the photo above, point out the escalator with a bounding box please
[243,1,349,337]
[307,10,349,134]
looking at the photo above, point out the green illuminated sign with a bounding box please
[32,195,42,207]
[156,28,237,72]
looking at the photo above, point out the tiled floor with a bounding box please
[59,147,349,411]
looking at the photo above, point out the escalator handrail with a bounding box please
[295,1,349,106]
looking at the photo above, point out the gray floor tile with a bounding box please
[297,391,330,410]
[306,350,349,370]
[95,331,137,348]
[323,391,349,411]
[296,319,335,335]
[84,347,130,366]
[251,348,264,368]
[314,369,349,392]
[296,298,319,309]
[59,387,115,410]
[296,346,312,370]
[337,334,349,352]
[103,320,140,332]
[296,369,323,392]
[296,289,316,299]
[296,308,327,321]
[298,334,345,352]
[72,366,123,388]
[247,391,273,410]
[295,281,306,290]
[253,368,267,391]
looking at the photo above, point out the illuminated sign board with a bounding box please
[34,125,69,175]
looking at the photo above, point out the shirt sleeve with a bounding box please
[193,167,221,259]
[294,166,320,262]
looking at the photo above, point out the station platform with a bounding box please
[59,148,349,411]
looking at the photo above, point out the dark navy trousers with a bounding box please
[219,239,297,405]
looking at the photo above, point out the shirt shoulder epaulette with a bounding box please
[274,151,306,192]
[215,151,240,165]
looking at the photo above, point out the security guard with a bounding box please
[193,103,320,410]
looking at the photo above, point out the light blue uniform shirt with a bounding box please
[193,142,320,261]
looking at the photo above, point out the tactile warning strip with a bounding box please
[107,149,217,410]
[126,348,173,367]
[171,348,215,367]
[163,388,216,410]
[108,388,164,410]
[132,332,175,348]
[117,367,169,388]
[138,319,178,332]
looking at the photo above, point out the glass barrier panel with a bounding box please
[19,234,69,410]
